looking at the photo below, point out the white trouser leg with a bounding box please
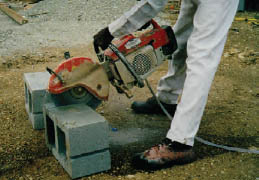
[157,0,197,104]
[166,0,239,146]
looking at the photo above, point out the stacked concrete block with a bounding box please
[43,103,111,179]
[24,72,50,129]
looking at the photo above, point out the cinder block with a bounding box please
[44,103,109,156]
[29,112,45,130]
[24,72,50,129]
[43,103,111,178]
[52,148,111,179]
[24,72,50,113]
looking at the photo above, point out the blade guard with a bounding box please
[48,57,110,101]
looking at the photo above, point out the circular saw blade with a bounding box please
[45,86,101,110]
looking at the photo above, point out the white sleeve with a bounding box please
[108,0,168,37]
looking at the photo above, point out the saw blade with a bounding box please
[45,87,101,110]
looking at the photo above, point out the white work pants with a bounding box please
[157,0,239,146]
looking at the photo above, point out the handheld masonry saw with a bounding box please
[44,19,259,156]
[46,20,177,109]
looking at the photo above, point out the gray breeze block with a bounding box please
[29,112,44,130]
[44,103,110,157]
[52,148,111,179]
[24,72,50,114]
[43,103,111,178]
[24,72,50,129]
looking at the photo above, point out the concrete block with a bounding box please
[52,148,111,179]
[44,103,109,157]
[24,72,50,114]
[29,112,45,130]
[24,72,50,129]
[43,103,111,178]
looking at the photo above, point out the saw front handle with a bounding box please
[108,44,144,88]
[94,43,145,88]
[93,44,105,62]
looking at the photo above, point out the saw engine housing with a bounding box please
[101,20,177,97]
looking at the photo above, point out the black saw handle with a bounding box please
[108,43,144,88]
[94,41,105,62]
[94,41,144,88]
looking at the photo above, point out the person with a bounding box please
[94,0,239,169]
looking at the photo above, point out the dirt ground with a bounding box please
[0,2,258,180]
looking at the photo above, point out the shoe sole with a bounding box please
[132,153,197,171]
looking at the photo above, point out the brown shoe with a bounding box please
[132,138,196,170]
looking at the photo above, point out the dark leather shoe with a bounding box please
[132,138,196,170]
[131,96,177,116]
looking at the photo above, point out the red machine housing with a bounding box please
[104,19,174,61]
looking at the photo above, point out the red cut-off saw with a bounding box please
[46,20,177,109]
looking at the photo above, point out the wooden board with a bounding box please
[0,4,28,25]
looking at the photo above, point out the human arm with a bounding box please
[94,0,168,50]
[109,0,168,37]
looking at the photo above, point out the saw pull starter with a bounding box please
[46,19,177,109]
